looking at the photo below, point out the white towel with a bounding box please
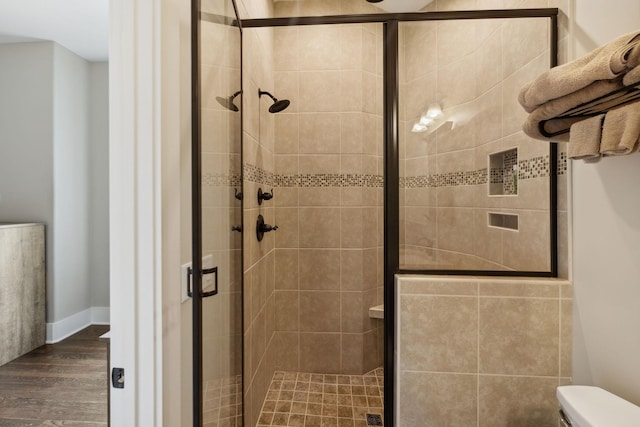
[568,114,605,162]
[601,103,640,155]
[519,31,640,113]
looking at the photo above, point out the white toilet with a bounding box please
[557,385,640,426]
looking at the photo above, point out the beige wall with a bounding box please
[270,19,385,376]
[396,275,572,426]
[398,13,564,273]
[241,22,278,427]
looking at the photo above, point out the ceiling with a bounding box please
[0,0,109,62]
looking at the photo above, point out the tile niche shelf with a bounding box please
[489,148,518,196]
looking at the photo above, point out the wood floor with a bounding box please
[0,325,109,426]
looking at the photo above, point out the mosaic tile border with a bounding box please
[203,172,242,187]
[243,164,384,188]
[239,151,567,189]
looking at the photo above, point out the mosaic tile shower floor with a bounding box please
[257,368,384,427]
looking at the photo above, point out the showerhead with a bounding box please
[216,90,241,112]
[269,99,290,113]
[258,89,290,113]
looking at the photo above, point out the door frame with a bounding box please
[109,0,188,425]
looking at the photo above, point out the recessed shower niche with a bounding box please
[489,148,519,196]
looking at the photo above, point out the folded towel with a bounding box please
[623,65,640,86]
[568,114,605,162]
[519,31,640,113]
[628,43,640,69]
[523,79,625,141]
[601,103,640,155]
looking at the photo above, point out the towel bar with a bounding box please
[539,79,640,138]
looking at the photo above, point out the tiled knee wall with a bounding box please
[396,276,572,427]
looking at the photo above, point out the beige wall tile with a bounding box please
[362,249,378,290]
[275,290,299,332]
[299,155,341,174]
[437,21,477,68]
[340,112,364,154]
[341,207,364,248]
[275,114,299,154]
[298,25,342,71]
[339,25,363,71]
[436,186,477,208]
[437,207,476,254]
[473,208,504,264]
[479,279,559,298]
[362,27,376,74]
[275,187,299,208]
[274,332,300,372]
[502,209,550,271]
[300,333,341,373]
[437,55,476,107]
[299,71,341,112]
[274,71,299,114]
[397,277,479,296]
[400,295,478,372]
[362,72,376,115]
[341,333,364,374]
[340,70,364,113]
[502,52,549,137]
[474,84,503,145]
[299,113,341,154]
[341,291,365,333]
[274,154,298,175]
[479,298,559,376]
[362,330,379,373]
[475,25,503,96]
[502,18,549,79]
[478,375,559,427]
[341,249,364,291]
[274,207,299,249]
[404,188,436,208]
[274,27,298,71]
[404,207,436,248]
[401,22,437,83]
[560,299,572,378]
[299,187,341,207]
[435,113,478,153]
[300,291,341,332]
[403,72,437,121]
[299,249,340,290]
[299,207,341,248]
[399,371,478,426]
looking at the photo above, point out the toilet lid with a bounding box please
[558,386,640,427]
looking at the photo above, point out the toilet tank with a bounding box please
[557,386,640,427]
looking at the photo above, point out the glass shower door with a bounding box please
[192,0,243,426]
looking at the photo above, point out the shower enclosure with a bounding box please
[192,1,560,426]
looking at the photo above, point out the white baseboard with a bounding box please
[46,306,111,343]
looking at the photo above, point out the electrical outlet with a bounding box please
[181,254,215,303]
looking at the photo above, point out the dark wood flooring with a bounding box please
[0,325,109,426]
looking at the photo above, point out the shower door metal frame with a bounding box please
[191,1,244,426]
[242,9,559,427]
